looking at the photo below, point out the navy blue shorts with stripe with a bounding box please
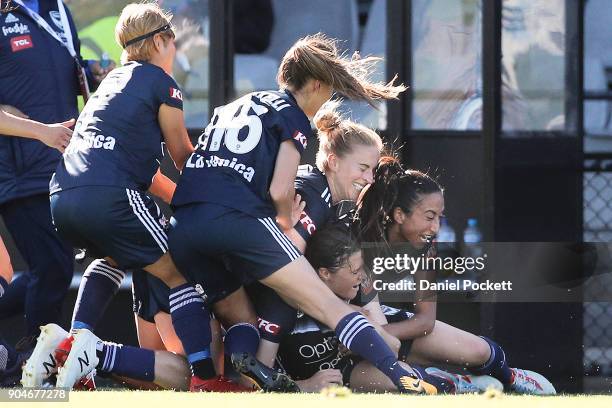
[132,269,171,323]
[169,202,302,305]
[50,186,169,270]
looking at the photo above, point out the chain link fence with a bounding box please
[583,158,612,378]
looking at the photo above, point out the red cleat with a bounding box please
[190,375,255,392]
[73,370,97,391]
[53,336,74,367]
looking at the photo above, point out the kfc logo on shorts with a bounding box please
[170,87,183,101]
[299,212,316,235]
[257,317,280,335]
[293,131,307,149]
[10,35,33,52]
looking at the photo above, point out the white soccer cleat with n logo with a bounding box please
[509,368,556,395]
[21,324,70,387]
[56,329,101,389]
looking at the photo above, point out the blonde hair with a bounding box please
[277,33,406,106]
[115,2,174,65]
[314,101,383,172]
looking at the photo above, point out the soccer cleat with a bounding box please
[189,375,254,392]
[508,368,556,395]
[397,375,438,395]
[73,370,97,391]
[21,324,70,387]
[425,367,503,394]
[56,329,101,389]
[231,352,300,392]
[54,336,74,367]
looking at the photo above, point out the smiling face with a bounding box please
[319,250,364,301]
[389,192,445,249]
[327,144,381,202]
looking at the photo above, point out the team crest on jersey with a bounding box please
[49,11,68,43]
[194,284,208,302]
[4,13,19,24]
[169,87,183,101]
[292,131,307,149]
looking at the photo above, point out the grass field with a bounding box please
[34,390,612,408]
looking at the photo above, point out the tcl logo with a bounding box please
[11,35,33,52]
[257,317,280,335]
[169,87,183,101]
[299,212,316,235]
[292,131,307,149]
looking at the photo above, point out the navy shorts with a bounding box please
[247,282,297,343]
[169,202,302,305]
[50,186,169,270]
[132,269,171,323]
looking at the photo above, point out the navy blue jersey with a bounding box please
[172,90,311,217]
[50,61,183,193]
[293,165,333,241]
[277,305,412,381]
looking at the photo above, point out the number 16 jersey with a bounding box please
[172,90,311,217]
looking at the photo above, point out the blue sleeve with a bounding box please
[276,106,310,154]
[156,73,184,111]
[294,184,330,241]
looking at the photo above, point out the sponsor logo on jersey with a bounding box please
[10,35,33,52]
[3,22,30,36]
[292,131,307,149]
[185,152,256,182]
[299,211,316,235]
[65,133,116,154]
[170,87,183,101]
[257,317,280,336]
[4,13,19,24]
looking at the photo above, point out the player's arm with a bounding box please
[0,110,74,153]
[270,140,300,231]
[158,104,194,171]
[360,296,388,325]
[383,269,437,339]
[0,236,14,297]
[295,369,343,393]
[148,168,176,205]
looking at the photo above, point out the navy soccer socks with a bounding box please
[224,323,260,356]
[169,283,215,379]
[335,312,430,392]
[96,342,155,382]
[469,336,513,385]
[72,259,125,331]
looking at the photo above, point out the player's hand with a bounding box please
[90,60,116,84]
[0,104,28,119]
[290,193,306,227]
[38,119,75,153]
[296,369,343,393]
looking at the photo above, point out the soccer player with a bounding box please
[21,2,219,391]
[276,223,500,393]
[353,156,556,395]
[240,101,384,369]
[168,33,437,394]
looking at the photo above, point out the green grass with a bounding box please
[58,389,612,408]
